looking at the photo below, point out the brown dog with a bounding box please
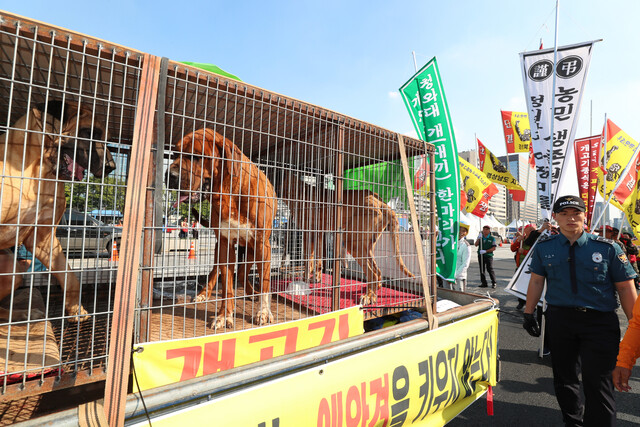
[0,100,116,321]
[281,171,414,305]
[168,128,276,329]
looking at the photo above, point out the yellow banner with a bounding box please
[130,309,499,427]
[597,120,639,210]
[132,306,363,392]
[459,157,498,217]
[477,139,525,201]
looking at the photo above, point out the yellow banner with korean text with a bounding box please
[130,309,499,427]
[597,119,640,211]
[459,157,499,218]
[500,110,531,154]
[132,306,363,392]
[477,139,525,201]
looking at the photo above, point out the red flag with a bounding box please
[539,38,544,50]
[574,135,601,227]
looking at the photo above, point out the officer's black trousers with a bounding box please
[477,254,496,286]
[545,306,620,427]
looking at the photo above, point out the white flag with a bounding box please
[520,41,597,219]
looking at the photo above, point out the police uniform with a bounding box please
[529,231,637,426]
[477,233,497,287]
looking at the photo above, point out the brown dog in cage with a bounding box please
[0,100,116,321]
[281,171,415,305]
[168,128,277,329]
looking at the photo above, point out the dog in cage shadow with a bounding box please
[278,169,414,306]
[0,100,116,321]
[168,128,277,329]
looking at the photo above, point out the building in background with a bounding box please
[498,154,538,224]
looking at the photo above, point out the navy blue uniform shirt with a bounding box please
[529,231,637,311]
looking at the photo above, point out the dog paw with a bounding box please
[359,294,377,306]
[66,304,89,322]
[195,294,208,302]
[254,309,274,326]
[211,315,234,330]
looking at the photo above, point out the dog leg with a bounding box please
[212,238,235,329]
[196,266,219,302]
[29,233,88,321]
[251,240,274,326]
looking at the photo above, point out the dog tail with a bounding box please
[377,195,415,279]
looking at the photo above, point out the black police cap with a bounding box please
[553,195,586,213]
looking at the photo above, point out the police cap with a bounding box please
[553,195,586,213]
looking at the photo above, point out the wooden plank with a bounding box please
[396,134,437,329]
[103,53,161,427]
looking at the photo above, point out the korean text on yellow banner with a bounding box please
[132,306,363,392]
[130,309,499,427]
[597,119,640,210]
[459,157,498,218]
[477,139,526,201]
[500,110,531,154]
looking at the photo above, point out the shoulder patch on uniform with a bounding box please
[594,235,616,245]
[536,233,554,243]
[618,253,629,264]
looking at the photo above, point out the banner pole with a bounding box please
[548,0,560,210]
[412,51,418,72]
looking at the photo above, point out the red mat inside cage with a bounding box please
[272,273,420,314]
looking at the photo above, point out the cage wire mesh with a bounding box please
[0,16,140,394]
[0,11,435,400]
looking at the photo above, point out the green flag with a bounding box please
[344,160,415,206]
[399,57,460,281]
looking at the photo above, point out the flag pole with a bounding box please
[548,0,560,212]
[412,51,418,73]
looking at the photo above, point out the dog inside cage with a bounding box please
[0,14,434,405]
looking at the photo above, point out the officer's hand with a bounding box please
[612,366,632,392]
[479,250,487,255]
[523,313,540,337]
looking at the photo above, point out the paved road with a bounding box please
[447,245,640,426]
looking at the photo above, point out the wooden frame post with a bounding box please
[396,134,437,329]
[104,53,162,426]
[331,123,345,311]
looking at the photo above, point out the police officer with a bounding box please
[474,225,497,288]
[522,195,638,426]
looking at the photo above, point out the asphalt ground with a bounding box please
[446,245,640,426]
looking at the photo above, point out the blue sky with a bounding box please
[6,1,640,157]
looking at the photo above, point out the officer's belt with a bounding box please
[546,305,608,314]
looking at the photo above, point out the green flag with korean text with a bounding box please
[399,58,460,281]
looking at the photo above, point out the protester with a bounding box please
[612,294,640,392]
[179,217,189,239]
[522,195,638,426]
[474,225,497,288]
[191,220,200,239]
[619,232,639,290]
[511,223,535,309]
[454,223,472,292]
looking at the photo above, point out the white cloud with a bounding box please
[388,91,400,99]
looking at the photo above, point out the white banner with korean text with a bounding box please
[520,41,597,219]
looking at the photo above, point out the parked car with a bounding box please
[57,209,122,256]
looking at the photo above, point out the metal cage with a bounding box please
[0,10,437,417]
